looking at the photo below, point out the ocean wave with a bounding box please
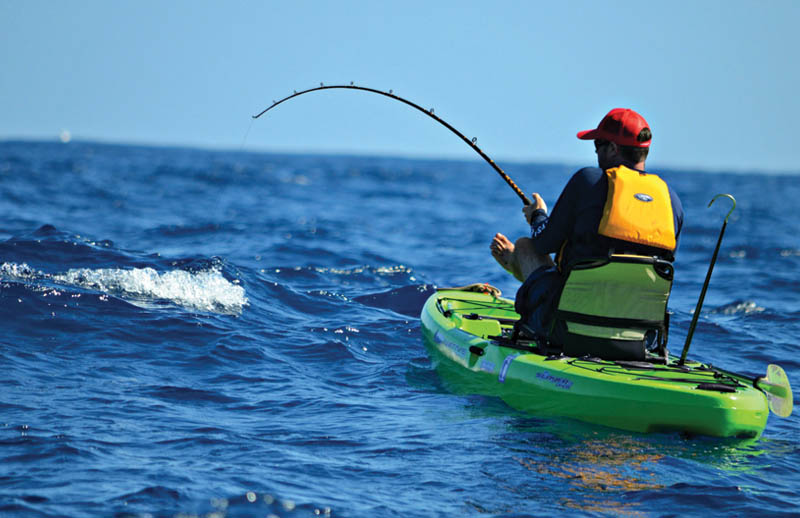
[710,300,766,315]
[53,266,247,314]
[1,262,247,314]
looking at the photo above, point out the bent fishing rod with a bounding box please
[253,84,531,205]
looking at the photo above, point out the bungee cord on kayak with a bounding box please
[253,83,532,205]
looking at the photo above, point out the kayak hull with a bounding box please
[421,290,769,438]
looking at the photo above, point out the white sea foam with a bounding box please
[55,267,247,314]
[711,300,765,315]
[1,262,247,314]
[0,262,41,279]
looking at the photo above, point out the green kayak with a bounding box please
[421,289,785,438]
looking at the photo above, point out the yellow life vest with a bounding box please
[597,166,676,252]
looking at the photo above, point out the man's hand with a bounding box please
[522,193,547,225]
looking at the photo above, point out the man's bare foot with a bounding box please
[490,233,522,280]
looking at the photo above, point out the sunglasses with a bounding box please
[594,140,611,153]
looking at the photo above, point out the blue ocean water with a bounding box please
[0,140,798,517]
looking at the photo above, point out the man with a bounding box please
[490,108,684,342]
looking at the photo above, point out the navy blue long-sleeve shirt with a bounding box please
[529,167,684,268]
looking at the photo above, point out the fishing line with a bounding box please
[253,83,532,205]
[239,117,256,152]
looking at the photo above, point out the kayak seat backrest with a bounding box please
[554,254,673,361]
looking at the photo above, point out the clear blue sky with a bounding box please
[2,1,798,173]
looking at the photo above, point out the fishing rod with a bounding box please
[678,193,736,366]
[253,83,532,205]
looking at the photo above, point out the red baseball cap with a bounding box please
[577,108,651,148]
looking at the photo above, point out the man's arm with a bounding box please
[524,170,586,255]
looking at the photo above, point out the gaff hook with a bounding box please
[678,193,737,365]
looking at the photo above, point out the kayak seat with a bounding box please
[553,254,673,361]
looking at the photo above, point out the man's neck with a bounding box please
[604,159,646,171]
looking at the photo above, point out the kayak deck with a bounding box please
[421,290,769,438]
